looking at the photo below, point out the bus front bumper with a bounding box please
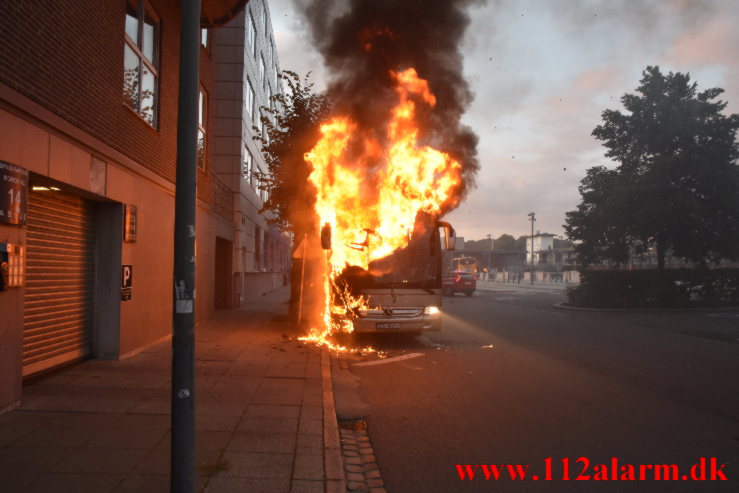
[351,309,441,333]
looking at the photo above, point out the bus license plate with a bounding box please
[376,322,400,329]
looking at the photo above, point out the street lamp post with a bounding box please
[527,212,535,285]
[487,233,492,281]
[171,1,200,491]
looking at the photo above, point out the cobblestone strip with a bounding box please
[339,421,386,493]
[322,350,346,493]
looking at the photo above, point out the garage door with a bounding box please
[23,189,95,377]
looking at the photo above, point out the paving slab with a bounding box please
[0,287,345,492]
[22,473,125,493]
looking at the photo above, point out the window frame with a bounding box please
[123,0,160,127]
[248,10,257,57]
[244,146,254,186]
[257,166,267,202]
[245,78,255,123]
[260,54,267,90]
[200,28,210,50]
[197,87,207,170]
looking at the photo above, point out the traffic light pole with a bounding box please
[171,0,200,491]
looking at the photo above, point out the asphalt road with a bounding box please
[339,286,739,493]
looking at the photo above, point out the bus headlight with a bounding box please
[424,306,440,315]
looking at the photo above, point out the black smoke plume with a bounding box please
[296,0,482,210]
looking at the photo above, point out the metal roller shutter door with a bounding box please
[23,189,95,377]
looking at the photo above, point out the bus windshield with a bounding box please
[335,212,441,291]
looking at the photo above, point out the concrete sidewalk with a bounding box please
[0,287,344,493]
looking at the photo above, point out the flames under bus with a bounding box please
[326,212,456,334]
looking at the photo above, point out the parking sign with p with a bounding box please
[121,265,133,301]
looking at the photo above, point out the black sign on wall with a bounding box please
[121,265,133,301]
[0,160,28,226]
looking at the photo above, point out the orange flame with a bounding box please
[300,68,462,349]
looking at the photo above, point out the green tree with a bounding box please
[464,238,493,250]
[565,66,739,269]
[553,238,573,249]
[492,234,516,251]
[564,166,631,266]
[252,71,331,326]
[252,71,330,233]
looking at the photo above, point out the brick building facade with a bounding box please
[0,0,288,413]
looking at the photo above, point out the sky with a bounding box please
[268,0,739,240]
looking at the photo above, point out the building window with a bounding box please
[243,147,253,185]
[260,54,267,89]
[198,88,207,170]
[248,10,257,57]
[245,78,255,123]
[261,118,269,145]
[257,166,267,202]
[123,0,159,126]
[254,225,262,270]
[201,28,209,49]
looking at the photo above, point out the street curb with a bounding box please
[322,350,346,493]
[476,282,571,292]
[553,302,739,312]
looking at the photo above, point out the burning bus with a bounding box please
[323,212,456,334]
[298,68,471,347]
[283,0,479,349]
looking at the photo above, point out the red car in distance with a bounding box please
[442,271,477,296]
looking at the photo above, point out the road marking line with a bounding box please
[353,353,425,367]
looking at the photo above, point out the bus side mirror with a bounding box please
[320,223,332,250]
[438,222,455,251]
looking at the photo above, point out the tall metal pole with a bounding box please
[487,233,492,281]
[171,1,200,491]
[528,212,535,285]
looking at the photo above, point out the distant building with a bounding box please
[212,0,290,307]
[520,232,577,268]
[454,236,465,251]
[526,232,556,265]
